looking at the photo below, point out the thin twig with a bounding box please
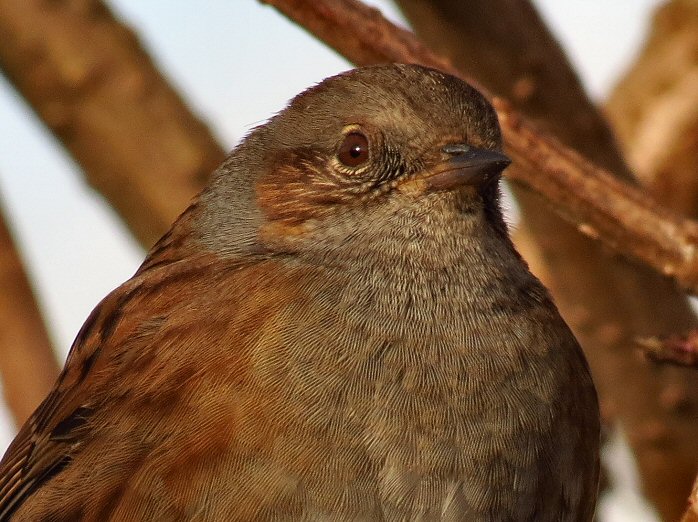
[638,332,698,368]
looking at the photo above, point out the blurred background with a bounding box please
[1,1,695,520]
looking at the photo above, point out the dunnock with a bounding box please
[0,64,599,521]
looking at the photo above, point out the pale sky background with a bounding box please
[0,1,666,520]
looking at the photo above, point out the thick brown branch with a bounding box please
[262,0,698,294]
[0,194,60,427]
[498,101,698,293]
[607,0,698,219]
[263,0,698,518]
[0,0,226,248]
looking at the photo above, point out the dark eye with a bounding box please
[337,132,370,168]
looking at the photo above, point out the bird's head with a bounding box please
[198,64,511,261]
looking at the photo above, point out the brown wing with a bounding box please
[0,296,114,521]
[0,252,271,520]
[0,390,84,520]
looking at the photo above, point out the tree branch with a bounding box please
[607,0,698,219]
[498,101,698,293]
[0,193,60,427]
[638,332,698,368]
[0,0,226,248]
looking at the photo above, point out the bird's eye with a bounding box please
[337,132,370,168]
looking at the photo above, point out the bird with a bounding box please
[0,64,599,521]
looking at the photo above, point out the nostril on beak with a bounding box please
[441,143,471,156]
[424,145,511,192]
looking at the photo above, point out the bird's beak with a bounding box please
[422,145,511,193]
